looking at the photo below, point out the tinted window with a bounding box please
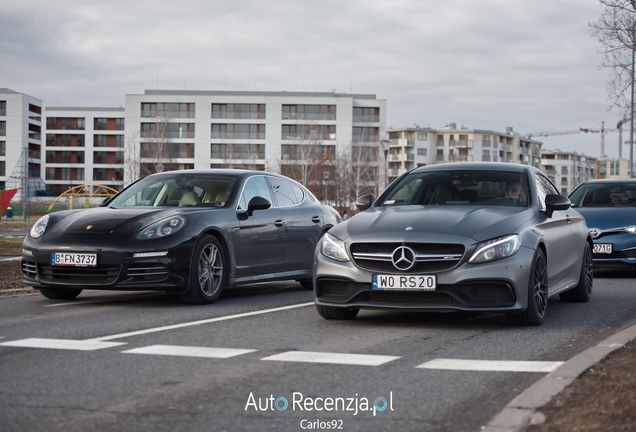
[381,170,527,207]
[535,174,559,211]
[268,177,298,207]
[239,176,273,209]
[569,182,636,207]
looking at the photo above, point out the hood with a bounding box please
[48,207,186,235]
[575,207,636,231]
[332,205,534,244]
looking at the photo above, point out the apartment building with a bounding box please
[541,149,596,195]
[596,158,630,179]
[43,107,125,195]
[124,90,387,197]
[0,89,43,198]
[385,124,543,184]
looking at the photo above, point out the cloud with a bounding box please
[0,0,622,157]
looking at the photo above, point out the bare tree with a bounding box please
[591,0,636,114]
[278,122,335,200]
[122,129,142,186]
[139,115,178,177]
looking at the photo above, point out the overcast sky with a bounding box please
[1,0,628,159]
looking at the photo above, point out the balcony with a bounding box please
[388,153,415,162]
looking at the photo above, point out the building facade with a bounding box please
[385,124,543,184]
[124,90,387,201]
[596,158,630,179]
[43,107,125,195]
[541,149,596,195]
[0,89,43,197]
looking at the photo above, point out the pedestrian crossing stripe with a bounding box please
[122,344,256,359]
[261,351,399,366]
[0,338,125,351]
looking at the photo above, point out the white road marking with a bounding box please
[87,302,314,342]
[0,338,126,351]
[0,256,21,261]
[261,351,400,366]
[417,358,564,373]
[122,344,256,359]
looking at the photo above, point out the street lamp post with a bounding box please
[379,139,391,190]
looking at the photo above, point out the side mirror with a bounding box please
[246,196,271,216]
[544,194,571,218]
[355,194,375,211]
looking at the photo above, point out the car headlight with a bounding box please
[321,233,350,262]
[136,216,187,240]
[29,215,50,239]
[469,234,521,264]
[624,226,636,234]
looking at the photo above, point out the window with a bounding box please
[211,143,265,159]
[94,118,125,130]
[283,105,336,120]
[141,103,195,118]
[352,107,379,122]
[352,127,379,143]
[0,101,6,116]
[46,134,85,147]
[0,161,4,176]
[281,144,335,161]
[417,148,427,156]
[282,125,335,140]
[93,168,123,181]
[212,104,265,119]
[535,174,559,211]
[211,124,265,139]
[0,141,5,156]
[46,117,85,130]
[0,121,5,136]
[238,176,273,210]
[141,123,195,138]
[268,176,303,207]
[94,135,124,147]
[94,151,123,164]
[418,133,427,141]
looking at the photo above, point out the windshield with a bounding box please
[569,182,636,207]
[108,174,236,208]
[380,170,529,207]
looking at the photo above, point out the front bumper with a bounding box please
[314,247,535,313]
[21,233,196,292]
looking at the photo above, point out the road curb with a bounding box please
[481,322,636,432]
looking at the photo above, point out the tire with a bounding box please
[180,235,225,304]
[315,305,359,320]
[299,279,313,291]
[38,287,82,300]
[560,241,593,303]
[507,247,548,326]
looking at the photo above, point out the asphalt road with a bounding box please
[1,271,635,432]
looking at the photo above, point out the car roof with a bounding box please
[411,162,535,174]
[579,178,636,184]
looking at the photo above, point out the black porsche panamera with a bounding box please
[22,169,341,304]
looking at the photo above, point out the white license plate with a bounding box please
[372,274,437,291]
[593,244,612,254]
[51,253,97,267]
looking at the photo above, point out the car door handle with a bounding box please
[311,216,321,223]
[566,215,572,223]
[274,220,284,227]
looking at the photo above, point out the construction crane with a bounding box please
[524,130,581,139]
[580,121,619,158]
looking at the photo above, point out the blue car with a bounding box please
[569,179,636,270]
